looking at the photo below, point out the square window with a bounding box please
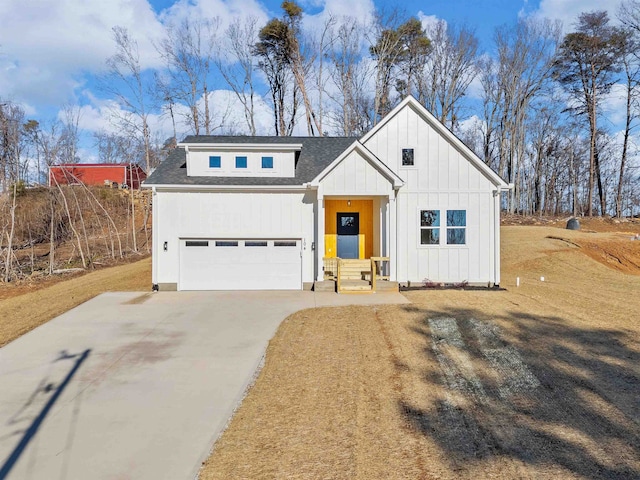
[420,210,440,245]
[402,148,414,166]
[446,210,466,227]
[420,210,440,227]
[235,156,247,169]
[421,228,440,245]
[209,156,221,168]
[261,156,273,169]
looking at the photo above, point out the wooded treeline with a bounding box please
[2,1,640,218]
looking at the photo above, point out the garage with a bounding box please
[178,239,302,290]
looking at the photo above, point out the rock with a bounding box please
[566,218,580,230]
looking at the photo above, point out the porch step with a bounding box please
[339,279,373,293]
[338,259,372,280]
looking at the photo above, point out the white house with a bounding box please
[144,96,510,292]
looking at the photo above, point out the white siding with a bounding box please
[187,149,295,178]
[363,104,498,285]
[321,150,393,196]
[154,190,315,286]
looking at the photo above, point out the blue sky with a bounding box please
[0,0,622,159]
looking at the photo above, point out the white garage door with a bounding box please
[179,239,302,290]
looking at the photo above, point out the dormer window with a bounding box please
[209,156,221,168]
[262,156,273,169]
[235,156,247,169]
[402,148,414,166]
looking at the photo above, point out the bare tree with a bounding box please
[157,18,219,136]
[281,1,323,136]
[368,11,406,122]
[217,17,260,135]
[420,20,479,130]
[254,18,299,136]
[487,17,560,212]
[327,17,374,135]
[613,27,640,217]
[553,11,623,216]
[94,130,142,164]
[0,102,26,191]
[102,26,153,173]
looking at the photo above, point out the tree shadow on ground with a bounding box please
[0,349,90,480]
[398,305,639,479]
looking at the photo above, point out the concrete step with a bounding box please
[314,280,336,292]
[374,281,399,292]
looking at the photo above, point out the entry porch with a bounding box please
[315,196,397,293]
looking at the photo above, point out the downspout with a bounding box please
[494,183,514,287]
[151,186,158,291]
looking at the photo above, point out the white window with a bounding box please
[420,210,440,245]
[446,210,466,245]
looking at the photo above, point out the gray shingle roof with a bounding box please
[144,136,357,186]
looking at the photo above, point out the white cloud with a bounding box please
[0,0,271,110]
[602,83,630,127]
[417,12,441,32]
[302,0,376,35]
[530,0,619,32]
[159,0,269,32]
[0,0,164,107]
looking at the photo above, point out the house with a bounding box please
[143,96,510,292]
[49,163,147,189]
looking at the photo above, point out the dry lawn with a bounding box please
[0,257,151,347]
[200,226,640,479]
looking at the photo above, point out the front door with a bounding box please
[337,212,359,259]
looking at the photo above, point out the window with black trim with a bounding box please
[274,241,296,247]
[446,210,466,245]
[261,156,273,169]
[245,241,268,247]
[186,240,209,247]
[402,148,414,166]
[419,210,440,245]
[235,156,247,168]
[215,241,238,247]
[209,156,221,168]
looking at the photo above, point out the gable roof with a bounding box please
[144,136,356,187]
[310,140,404,189]
[361,96,509,188]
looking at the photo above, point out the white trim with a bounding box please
[361,96,509,188]
[152,186,158,285]
[143,184,308,192]
[310,140,404,189]
[177,143,303,152]
[416,207,469,248]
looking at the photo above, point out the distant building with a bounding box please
[48,164,147,189]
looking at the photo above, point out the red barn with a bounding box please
[48,164,147,189]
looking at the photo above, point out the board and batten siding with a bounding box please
[320,149,394,196]
[363,103,498,284]
[187,150,295,178]
[153,190,315,286]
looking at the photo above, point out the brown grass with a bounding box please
[200,226,640,479]
[0,257,151,347]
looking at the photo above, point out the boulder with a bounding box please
[566,218,580,230]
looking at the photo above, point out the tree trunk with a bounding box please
[4,183,17,282]
[617,77,632,218]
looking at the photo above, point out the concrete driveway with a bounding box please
[0,290,409,480]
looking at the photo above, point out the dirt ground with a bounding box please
[0,257,151,347]
[200,225,640,479]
